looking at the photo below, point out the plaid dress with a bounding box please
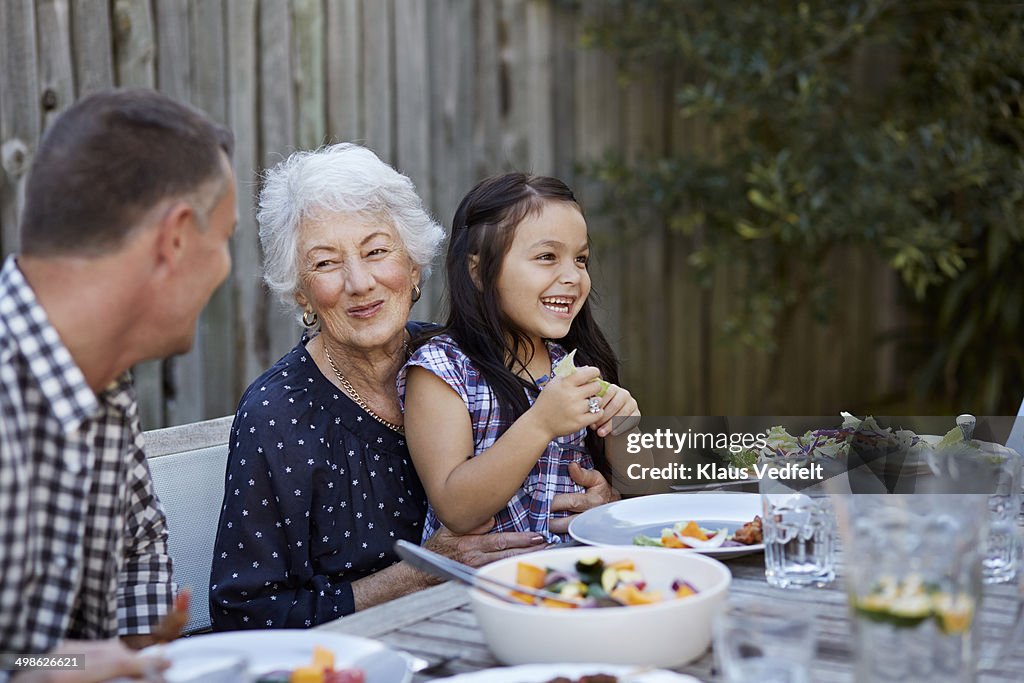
[398,334,591,543]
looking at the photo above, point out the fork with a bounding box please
[394,540,585,607]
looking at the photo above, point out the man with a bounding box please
[0,89,236,681]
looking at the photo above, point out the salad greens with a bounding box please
[723,413,976,470]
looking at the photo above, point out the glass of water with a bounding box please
[977,442,1022,584]
[759,459,836,589]
[713,597,814,683]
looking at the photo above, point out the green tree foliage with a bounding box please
[583,0,1024,413]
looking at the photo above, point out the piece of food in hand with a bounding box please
[551,349,610,397]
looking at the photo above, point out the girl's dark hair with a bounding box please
[426,172,620,472]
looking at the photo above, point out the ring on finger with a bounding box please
[587,396,601,414]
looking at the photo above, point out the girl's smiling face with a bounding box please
[491,200,591,350]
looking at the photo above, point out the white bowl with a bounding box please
[469,546,731,667]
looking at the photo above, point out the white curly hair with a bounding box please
[257,143,445,319]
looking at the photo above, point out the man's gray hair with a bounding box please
[258,143,445,315]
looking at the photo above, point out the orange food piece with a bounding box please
[660,532,686,548]
[678,521,708,541]
[291,666,325,683]
[611,584,663,606]
[312,645,335,671]
[516,562,547,589]
[675,584,697,598]
[606,559,635,571]
[509,590,535,604]
[541,597,578,609]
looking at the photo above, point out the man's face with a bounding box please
[167,160,237,355]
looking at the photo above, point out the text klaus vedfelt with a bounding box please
[622,428,824,482]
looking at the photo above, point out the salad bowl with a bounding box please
[469,546,730,668]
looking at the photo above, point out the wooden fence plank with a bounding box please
[523,0,554,175]
[550,2,576,184]
[621,76,651,406]
[572,0,622,357]
[292,0,326,151]
[36,0,76,131]
[361,0,394,164]
[112,0,156,88]
[260,0,300,364]
[394,0,431,202]
[154,0,205,427]
[190,0,236,420]
[428,0,475,231]
[70,0,114,96]
[472,0,501,177]
[155,0,191,101]
[0,0,40,256]
[499,0,528,170]
[225,0,263,394]
[394,0,439,321]
[190,0,226,121]
[325,0,361,143]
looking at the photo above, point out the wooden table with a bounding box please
[318,549,1024,681]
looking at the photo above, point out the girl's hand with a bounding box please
[530,366,605,439]
[591,382,641,437]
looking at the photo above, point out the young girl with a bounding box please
[399,173,640,543]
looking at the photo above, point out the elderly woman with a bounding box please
[210,144,616,630]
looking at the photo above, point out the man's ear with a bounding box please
[468,254,481,290]
[153,200,196,269]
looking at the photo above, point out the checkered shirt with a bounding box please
[0,255,173,659]
[398,334,592,544]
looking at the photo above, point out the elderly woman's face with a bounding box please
[296,211,419,352]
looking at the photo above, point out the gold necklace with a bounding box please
[322,342,405,435]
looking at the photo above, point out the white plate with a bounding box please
[146,630,412,683]
[568,493,764,558]
[438,663,699,682]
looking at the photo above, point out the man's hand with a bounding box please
[422,520,547,571]
[11,639,169,683]
[548,463,620,535]
[121,590,189,650]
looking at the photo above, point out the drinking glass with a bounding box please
[713,597,813,683]
[975,443,1021,583]
[759,459,836,588]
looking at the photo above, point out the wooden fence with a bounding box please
[0,0,903,428]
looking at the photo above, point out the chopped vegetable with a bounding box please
[510,557,699,608]
[551,349,610,397]
[852,574,974,635]
[633,517,762,549]
[253,646,364,683]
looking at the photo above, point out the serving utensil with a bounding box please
[394,540,584,607]
[669,478,759,492]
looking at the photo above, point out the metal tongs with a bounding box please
[394,540,584,607]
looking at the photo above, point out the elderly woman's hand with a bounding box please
[548,462,620,535]
[423,520,547,570]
